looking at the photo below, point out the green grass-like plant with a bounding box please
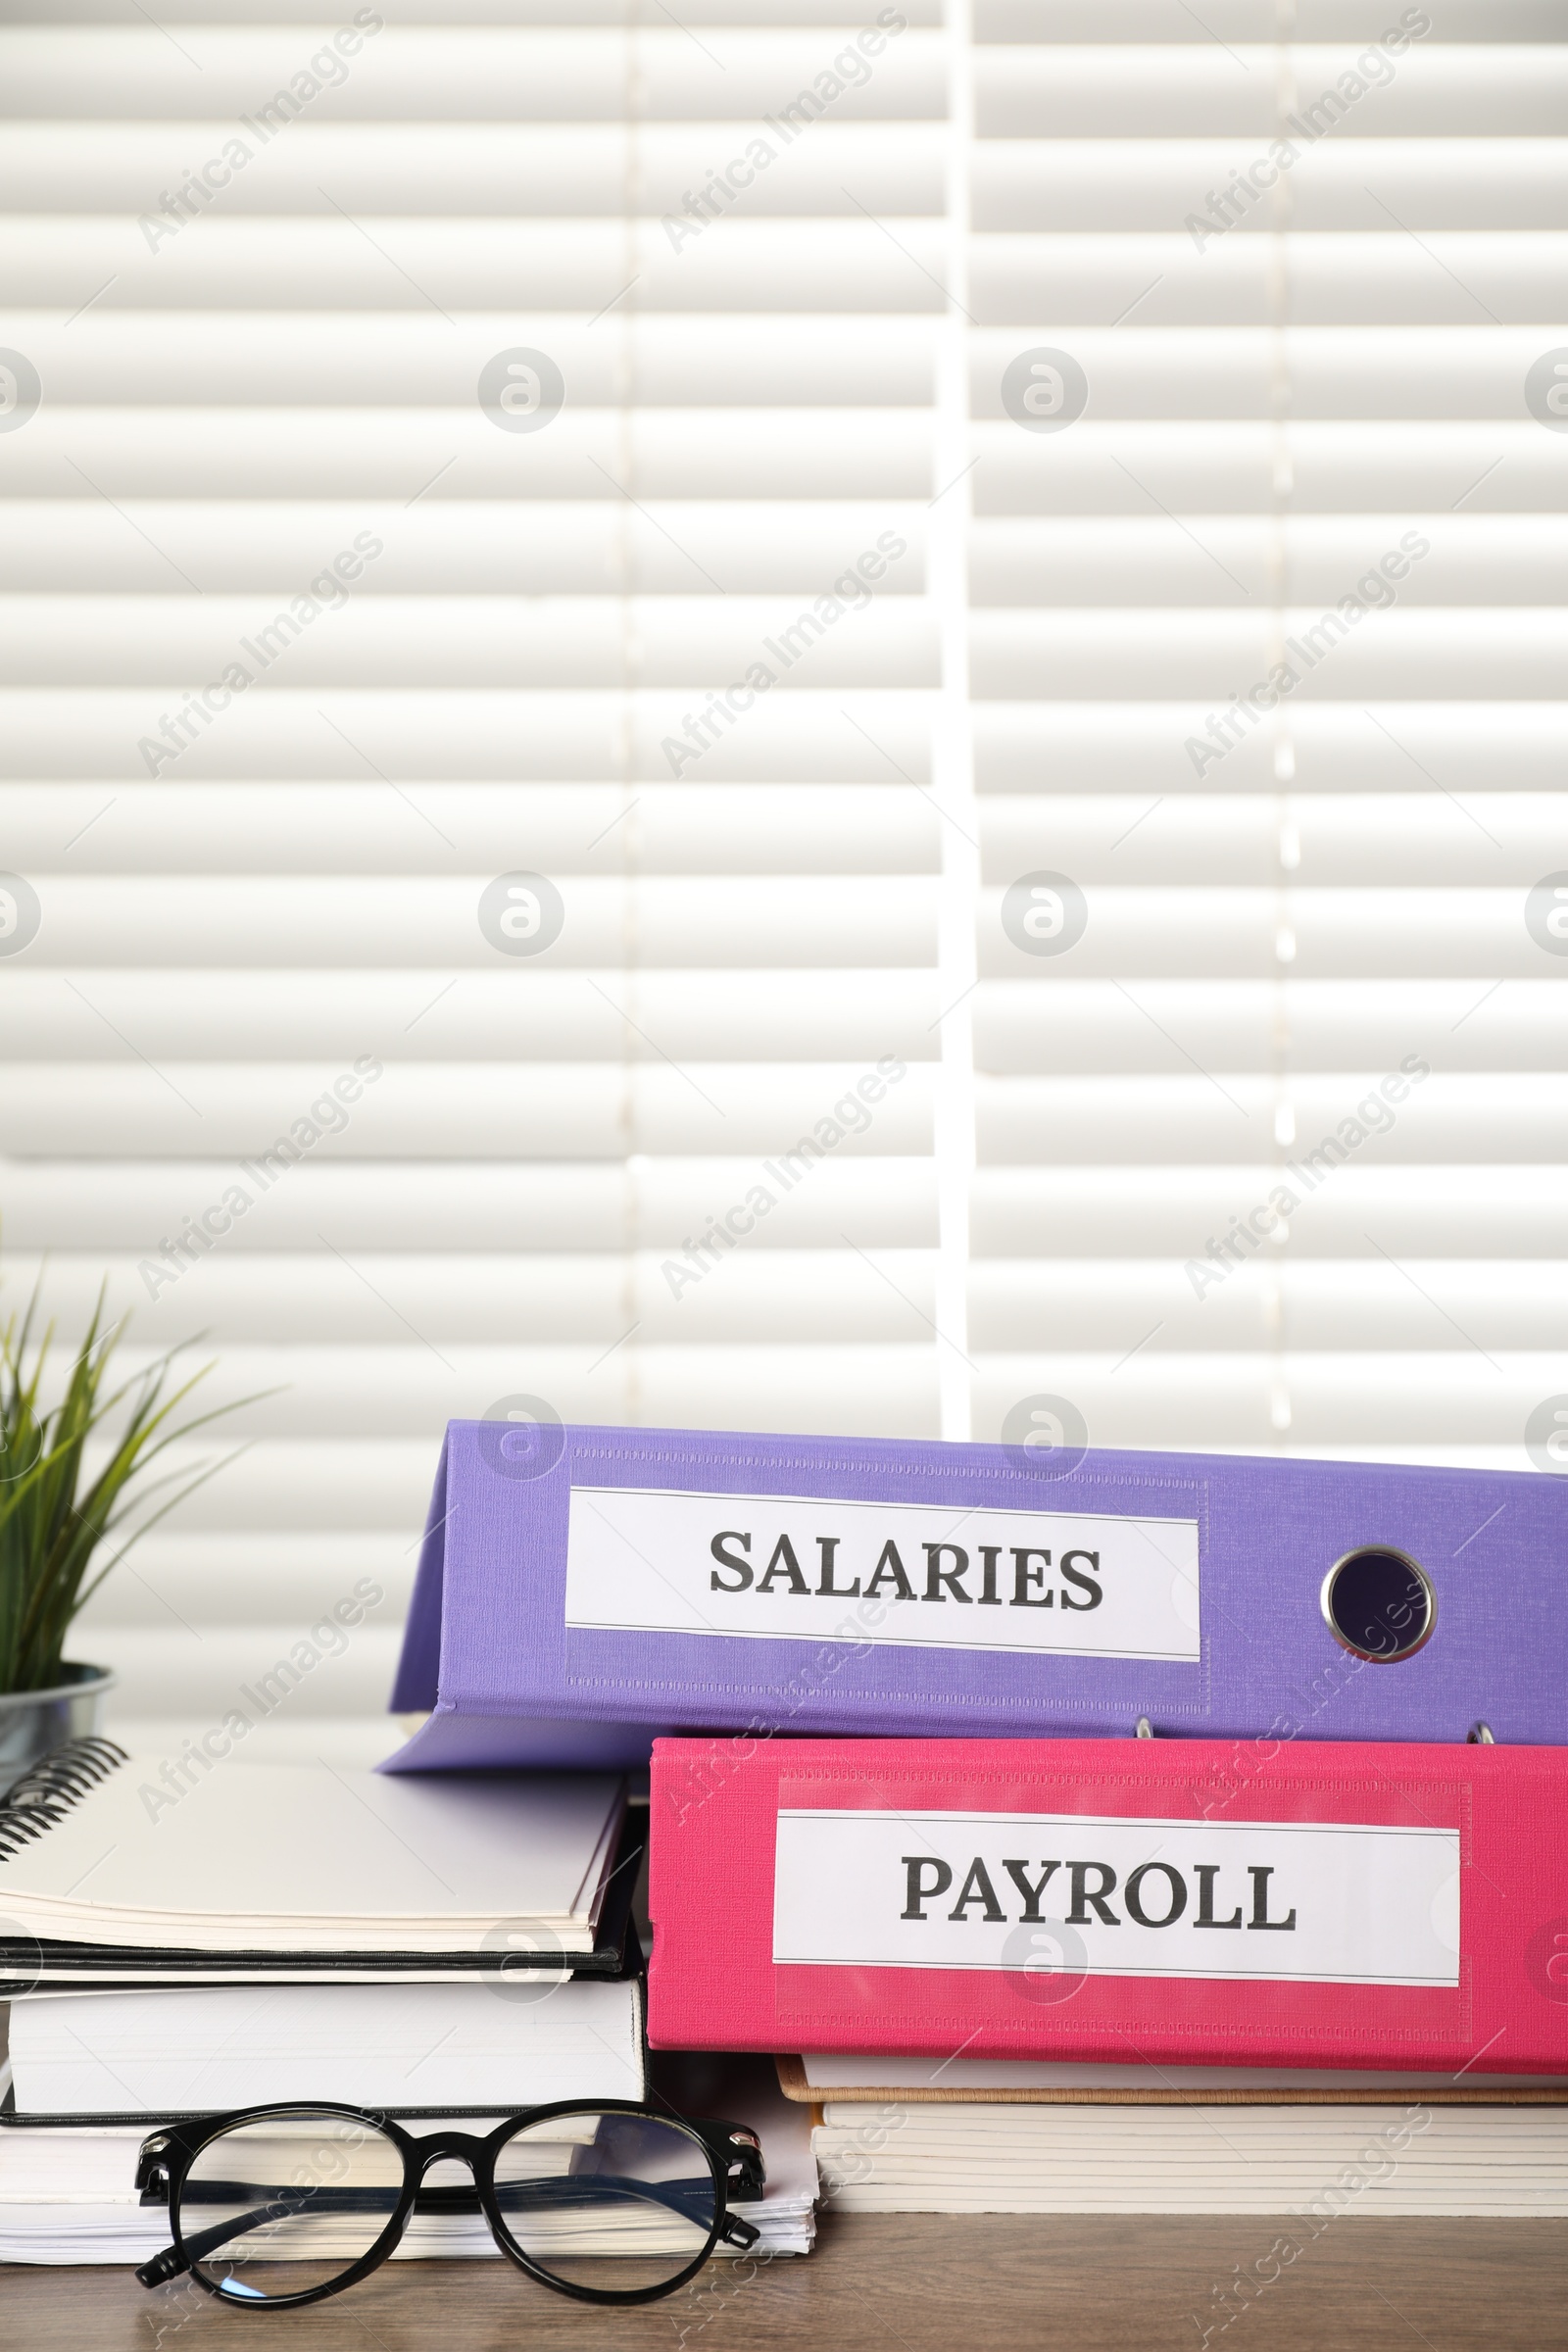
[0,1277,249,1695]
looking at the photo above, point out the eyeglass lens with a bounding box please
[492,2108,719,2293]
[178,2111,404,2303]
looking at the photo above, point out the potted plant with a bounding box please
[0,1275,246,1784]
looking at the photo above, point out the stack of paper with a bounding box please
[655,2054,817,2256]
[2,1980,646,2118]
[0,2064,815,2264]
[810,2099,1568,2218]
[0,1741,664,2271]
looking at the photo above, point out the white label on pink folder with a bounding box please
[564,1486,1201,1661]
[773,1808,1462,1987]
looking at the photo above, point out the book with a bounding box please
[0,1800,646,1993]
[0,1795,643,1994]
[810,2101,1568,2217]
[0,1741,626,1959]
[386,1421,1568,1770]
[649,1734,1568,2074]
[1,1976,646,2121]
[778,2054,1568,2105]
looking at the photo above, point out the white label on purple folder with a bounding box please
[563,1486,1201,1661]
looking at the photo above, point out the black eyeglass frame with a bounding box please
[134,2098,763,2312]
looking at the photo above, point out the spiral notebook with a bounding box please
[0,1740,627,1967]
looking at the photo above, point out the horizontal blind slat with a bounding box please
[3,313,940,406]
[970,611,1567,699]
[974,7,1556,42]
[0,503,929,593]
[10,1249,944,1344]
[972,703,1568,793]
[975,981,1566,1070]
[0,969,942,1058]
[0,218,953,313]
[969,517,1567,607]
[0,688,938,780]
[970,1353,1563,1455]
[0,781,942,873]
[972,425,1568,514]
[0,874,938,962]
[80,1627,407,1720]
[975,1074,1568,1164]
[978,795,1568,880]
[974,138,1568,232]
[0,594,936,690]
[74,1532,413,1631]
[0,410,937,497]
[971,1259,1568,1350]
[1,121,946,214]
[970,234,1568,324]
[971,1166,1566,1255]
[974,46,1568,137]
[0,28,951,119]
[0,1060,937,1154]
[16,0,945,22]
[0,1158,942,1249]
[968,327,1568,420]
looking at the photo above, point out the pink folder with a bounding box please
[648,1735,1568,2074]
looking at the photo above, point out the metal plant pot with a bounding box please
[0,1663,117,1795]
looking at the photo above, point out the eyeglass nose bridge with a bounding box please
[408,2129,490,2179]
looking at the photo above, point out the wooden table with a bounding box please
[5,2214,1567,2350]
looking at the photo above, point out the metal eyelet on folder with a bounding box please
[1319,1546,1437,1664]
[1468,1721,1495,1743]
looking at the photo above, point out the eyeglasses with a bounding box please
[133,2100,764,2310]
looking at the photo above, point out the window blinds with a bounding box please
[0,0,1560,1759]
[966,3,1568,1479]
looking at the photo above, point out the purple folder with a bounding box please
[382,1420,1567,1771]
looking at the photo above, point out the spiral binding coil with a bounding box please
[0,1736,128,1861]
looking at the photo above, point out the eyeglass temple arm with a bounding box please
[691,2118,765,2202]
[135,2186,400,2290]
[490,2169,759,2235]
[136,2170,761,2291]
[136,2245,189,2288]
